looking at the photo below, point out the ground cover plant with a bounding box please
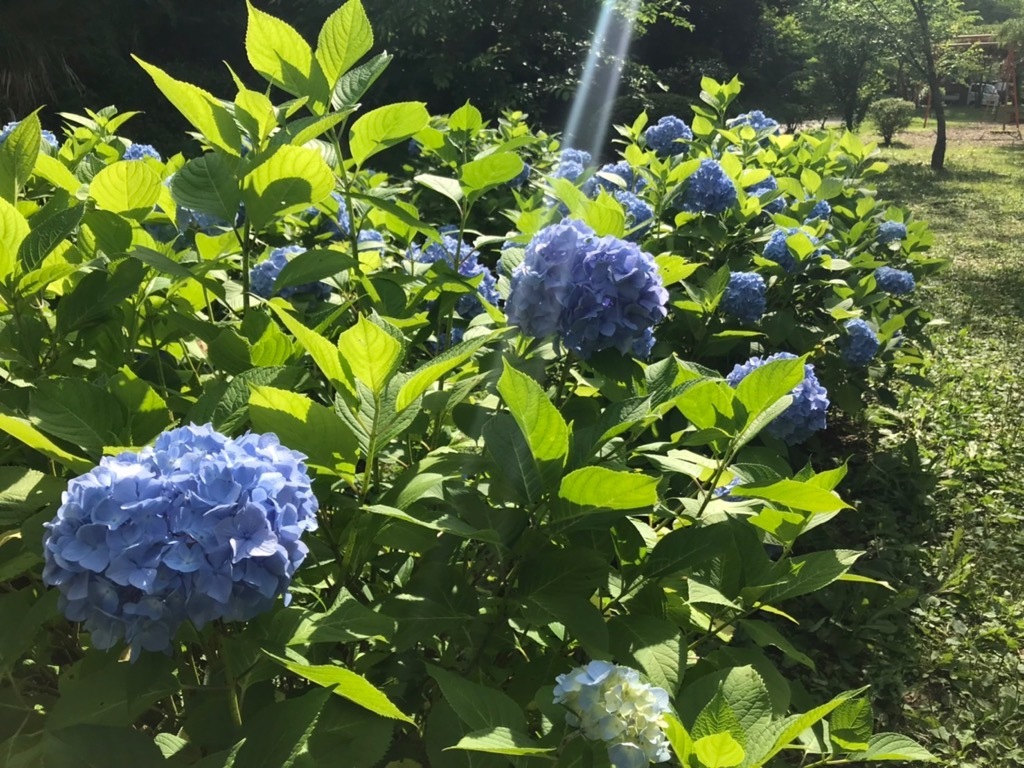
[0,2,948,766]
[778,113,1024,768]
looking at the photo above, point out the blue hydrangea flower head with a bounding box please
[0,120,59,148]
[727,110,781,134]
[42,424,318,658]
[123,143,162,162]
[680,159,738,215]
[615,190,654,240]
[877,221,908,247]
[250,245,333,300]
[808,200,832,221]
[358,229,385,250]
[409,232,500,318]
[325,192,352,239]
[509,162,531,188]
[762,227,821,273]
[841,318,880,366]
[726,352,829,444]
[747,174,786,214]
[554,661,673,768]
[507,221,668,359]
[644,115,693,156]
[721,271,767,324]
[874,266,916,295]
[713,478,743,501]
[554,157,597,198]
[560,148,592,167]
[597,161,647,193]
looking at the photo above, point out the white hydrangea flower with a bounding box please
[553,661,673,767]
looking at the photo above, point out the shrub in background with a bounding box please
[868,98,916,146]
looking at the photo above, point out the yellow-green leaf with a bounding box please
[338,316,403,395]
[316,0,374,87]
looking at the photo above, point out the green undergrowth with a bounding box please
[789,134,1024,767]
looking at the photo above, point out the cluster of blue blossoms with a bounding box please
[747,174,786,214]
[727,352,830,444]
[507,220,668,359]
[762,227,823,273]
[555,148,597,197]
[727,110,781,134]
[874,266,916,295]
[807,200,832,221]
[643,115,693,156]
[877,221,908,247]
[42,424,319,658]
[250,245,333,300]
[597,161,647,193]
[679,159,738,215]
[554,661,673,768]
[0,120,59,148]
[409,231,500,319]
[841,318,880,366]
[615,190,655,240]
[123,143,162,162]
[721,272,767,324]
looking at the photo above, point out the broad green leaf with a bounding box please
[270,304,355,395]
[482,413,546,504]
[828,697,872,751]
[21,725,167,768]
[0,113,41,201]
[738,620,815,670]
[761,550,862,603]
[719,666,773,735]
[694,733,745,768]
[234,689,330,768]
[316,0,374,87]
[109,367,172,445]
[366,504,501,545]
[415,173,463,205]
[33,153,81,194]
[134,57,244,155]
[675,380,736,431]
[558,466,658,511]
[17,203,83,273]
[733,479,849,514]
[268,111,355,149]
[249,386,358,473]
[449,102,484,132]
[0,411,91,472]
[90,161,162,219]
[733,357,805,426]
[447,727,554,757]
[497,360,569,466]
[425,664,528,732]
[396,333,493,412]
[265,652,415,724]
[31,378,126,452]
[171,154,242,222]
[666,715,696,764]
[332,51,393,110]
[760,687,868,764]
[527,592,609,656]
[349,102,430,167]
[284,588,396,646]
[242,145,334,229]
[246,1,326,103]
[846,733,938,762]
[337,315,404,395]
[584,190,627,238]
[0,197,30,279]
[235,88,278,145]
[0,467,64,527]
[461,153,523,192]
[609,615,684,694]
[273,248,357,293]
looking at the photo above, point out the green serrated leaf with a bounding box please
[316,0,373,87]
[558,466,658,511]
[338,315,404,395]
[242,146,334,229]
[446,727,554,757]
[349,102,430,167]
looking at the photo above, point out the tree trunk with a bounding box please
[911,0,946,170]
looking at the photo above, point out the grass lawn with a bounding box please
[795,110,1024,767]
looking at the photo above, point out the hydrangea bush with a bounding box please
[0,5,940,768]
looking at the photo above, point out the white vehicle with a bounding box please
[967,83,1000,108]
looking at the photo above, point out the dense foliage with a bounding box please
[0,2,949,766]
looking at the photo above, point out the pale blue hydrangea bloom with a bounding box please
[841,318,880,366]
[727,110,780,134]
[42,424,318,659]
[643,115,693,156]
[0,120,59,148]
[747,174,786,213]
[679,159,737,215]
[727,352,829,444]
[123,143,162,162]
[615,190,654,240]
[877,221,908,246]
[409,232,500,319]
[250,245,333,300]
[507,220,668,359]
[874,266,915,295]
[554,661,673,768]
[721,271,767,324]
